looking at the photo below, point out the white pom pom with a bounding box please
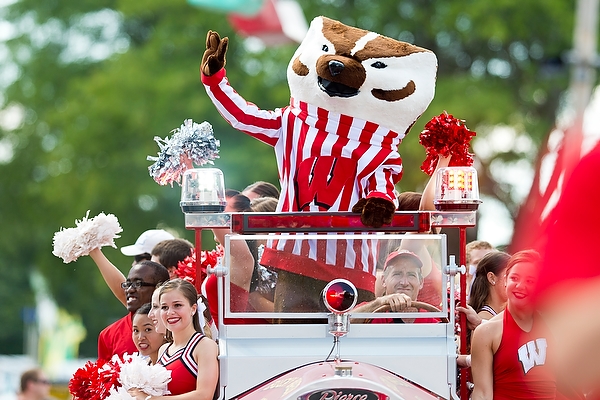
[118,354,171,396]
[105,386,136,400]
[52,210,123,263]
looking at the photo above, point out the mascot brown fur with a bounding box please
[201,16,437,312]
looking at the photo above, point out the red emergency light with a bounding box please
[433,166,482,211]
[322,279,358,314]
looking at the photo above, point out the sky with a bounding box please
[478,196,515,247]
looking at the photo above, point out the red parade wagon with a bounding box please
[182,166,479,400]
[186,209,477,400]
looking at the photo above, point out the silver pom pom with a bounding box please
[148,119,220,186]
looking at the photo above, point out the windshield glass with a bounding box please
[221,233,448,322]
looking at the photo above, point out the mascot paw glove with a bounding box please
[352,197,396,228]
[201,30,228,77]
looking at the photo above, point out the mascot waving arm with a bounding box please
[201,31,282,147]
[200,17,438,309]
[200,18,437,228]
[201,30,397,227]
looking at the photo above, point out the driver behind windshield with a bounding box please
[353,250,438,323]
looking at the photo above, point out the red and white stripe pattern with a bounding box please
[203,70,403,287]
[260,234,380,290]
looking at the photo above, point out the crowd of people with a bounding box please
[21,144,600,400]
[90,181,279,399]
[82,173,560,400]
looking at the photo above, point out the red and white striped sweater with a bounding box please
[203,69,404,290]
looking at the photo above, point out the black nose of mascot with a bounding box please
[328,60,344,76]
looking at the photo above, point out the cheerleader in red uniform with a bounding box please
[130,279,219,400]
[470,250,556,400]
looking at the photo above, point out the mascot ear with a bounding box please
[201,30,229,77]
[352,197,396,228]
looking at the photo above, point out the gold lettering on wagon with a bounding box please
[261,377,302,395]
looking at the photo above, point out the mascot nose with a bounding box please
[328,60,345,76]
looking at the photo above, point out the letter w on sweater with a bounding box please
[518,338,548,374]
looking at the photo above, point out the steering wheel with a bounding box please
[373,301,441,313]
[363,301,447,323]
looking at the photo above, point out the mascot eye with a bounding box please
[322,44,329,52]
[371,61,387,69]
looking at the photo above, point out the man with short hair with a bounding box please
[353,250,437,323]
[18,368,52,400]
[465,240,495,295]
[151,238,194,279]
[97,260,170,361]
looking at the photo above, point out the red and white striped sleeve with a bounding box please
[357,147,402,206]
[202,69,283,147]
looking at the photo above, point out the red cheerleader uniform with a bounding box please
[158,332,205,395]
[492,308,556,400]
[202,70,404,293]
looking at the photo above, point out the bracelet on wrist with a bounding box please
[145,396,152,400]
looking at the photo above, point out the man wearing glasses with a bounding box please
[97,260,169,361]
[17,368,52,400]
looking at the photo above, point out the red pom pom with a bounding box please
[175,247,224,285]
[69,356,122,400]
[69,360,98,400]
[419,111,476,176]
[96,358,122,399]
[175,253,197,285]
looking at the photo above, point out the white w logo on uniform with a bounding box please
[518,338,547,374]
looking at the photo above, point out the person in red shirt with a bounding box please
[129,279,219,400]
[97,260,169,361]
[470,250,556,400]
[533,142,600,392]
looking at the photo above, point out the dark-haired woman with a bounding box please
[132,303,167,365]
[469,251,510,320]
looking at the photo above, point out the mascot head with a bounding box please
[287,16,437,136]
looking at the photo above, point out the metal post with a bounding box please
[195,228,203,292]
[459,227,468,400]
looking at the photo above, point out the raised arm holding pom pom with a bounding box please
[52,211,123,264]
[419,111,475,176]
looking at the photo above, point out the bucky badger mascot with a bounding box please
[201,16,437,311]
